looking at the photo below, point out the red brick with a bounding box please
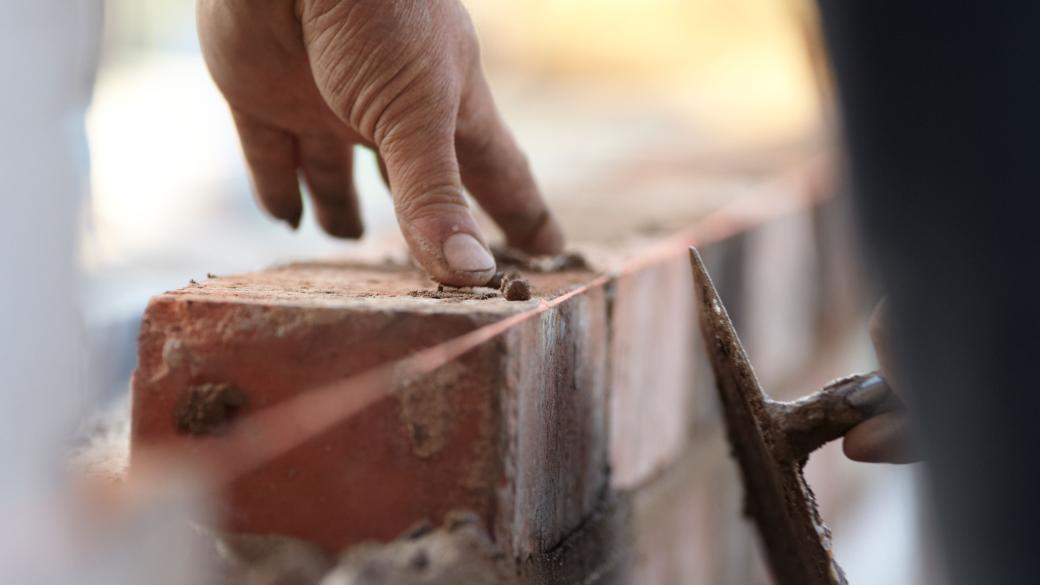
[130,262,607,557]
[608,252,696,489]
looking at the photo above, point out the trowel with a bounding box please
[688,247,902,585]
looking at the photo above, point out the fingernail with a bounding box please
[847,373,892,411]
[443,233,495,272]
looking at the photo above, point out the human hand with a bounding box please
[197,0,564,285]
[843,302,922,463]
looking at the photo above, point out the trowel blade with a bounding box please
[689,247,847,585]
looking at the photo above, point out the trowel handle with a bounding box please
[767,371,903,461]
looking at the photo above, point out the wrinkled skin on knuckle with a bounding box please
[396,189,469,226]
[381,121,464,217]
[300,0,475,140]
[374,75,459,147]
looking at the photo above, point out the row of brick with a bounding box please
[130,154,864,576]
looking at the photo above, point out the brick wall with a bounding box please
[129,152,881,583]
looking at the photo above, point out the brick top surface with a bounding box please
[159,261,597,316]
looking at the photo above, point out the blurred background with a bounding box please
[80,1,923,582]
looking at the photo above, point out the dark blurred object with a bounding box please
[817,2,1040,583]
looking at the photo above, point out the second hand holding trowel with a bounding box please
[688,247,903,585]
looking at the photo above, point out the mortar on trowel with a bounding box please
[689,247,903,585]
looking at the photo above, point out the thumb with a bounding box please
[378,113,496,286]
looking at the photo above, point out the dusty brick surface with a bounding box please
[131,261,606,555]
[496,286,610,558]
[607,253,697,489]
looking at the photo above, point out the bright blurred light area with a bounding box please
[468,0,824,141]
[86,53,237,266]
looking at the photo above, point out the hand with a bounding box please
[197,0,564,285]
[843,301,922,463]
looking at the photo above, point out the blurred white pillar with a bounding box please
[0,0,99,498]
[0,3,213,584]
